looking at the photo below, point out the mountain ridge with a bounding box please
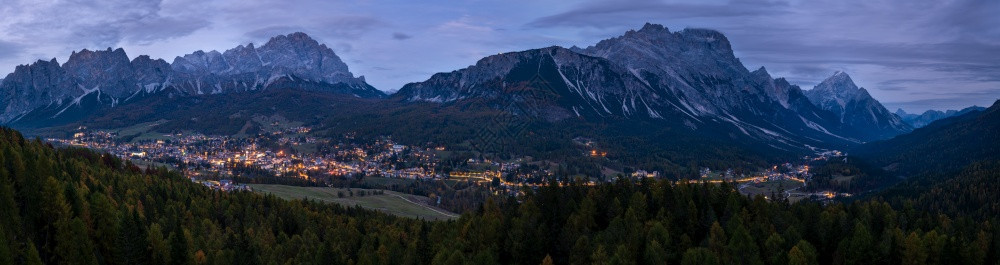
[396,23,903,151]
[895,105,986,128]
[0,32,384,124]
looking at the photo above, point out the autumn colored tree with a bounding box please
[787,241,817,265]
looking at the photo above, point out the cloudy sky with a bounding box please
[0,0,997,112]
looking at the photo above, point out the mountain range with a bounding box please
[895,106,986,128]
[0,32,382,123]
[1,24,934,162]
[396,23,909,147]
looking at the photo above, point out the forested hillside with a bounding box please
[2,127,998,264]
[880,161,1000,220]
[0,128,433,264]
[854,100,999,176]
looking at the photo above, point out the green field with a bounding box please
[738,179,805,198]
[352,176,423,188]
[249,184,458,220]
[109,120,173,143]
[114,119,167,136]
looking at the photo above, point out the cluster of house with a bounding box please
[196,179,252,192]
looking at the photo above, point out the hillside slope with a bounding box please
[854,100,999,176]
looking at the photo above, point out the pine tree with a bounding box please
[229,232,261,265]
[902,232,927,265]
[681,247,720,265]
[788,246,809,265]
[570,236,592,265]
[148,224,170,265]
[55,217,98,265]
[643,240,667,265]
[0,225,14,265]
[0,161,21,237]
[591,245,610,265]
[727,227,762,265]
[610,244,636,265]
[840,222,875,265]
[116,211,149,265]
[540,254,554,265]
[40,175,71,228]
[708,222,728,255]
[764,233,787,265]
[787,240,817,265]
[442,250,465,265]
[169,229,191,265]
[922,230,945,265]
[23,240,44,265]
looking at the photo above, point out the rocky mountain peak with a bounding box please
[606,23,733,54]
[805,71,911,139]
[576,24,765,120]
[589,23,731,53]
[628,22,670,37]
[67,47,128,64]
[260,32,329,57]
[63,48,132,75]
[855,87,872,99]
[256,32,354,83]
[222,43,262,74]
[752,66,770,77]
[130,55,172,92]
[895,108,908,117]
[161,31,378,96]
[817,71,859,93]
[13,58,61,73]
[130,55,170,66]
[807,71,863,111]
[62,47,136,97]
[677,28,733,53]
[171,50,228,74]
[270,32,319,45]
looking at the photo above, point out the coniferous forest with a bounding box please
[2,127,999,265]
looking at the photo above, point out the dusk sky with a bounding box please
[1,0,997,112]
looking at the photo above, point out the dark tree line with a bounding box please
[2,127,999,264]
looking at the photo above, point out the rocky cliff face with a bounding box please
[61,48,137,99]
[129,55,173,95]
[574,24,864,142]
[168,32,374,96]
[0,59,80,122]
[0,32,382,124]
[397,46,674,121]
[804,72,911,140]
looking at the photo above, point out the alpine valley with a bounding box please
[2,24,919,173]
[3,18,1000,265]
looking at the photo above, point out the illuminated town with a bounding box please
[48,126,568,193]
[49,126,851,200]
[52,127,438,178]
